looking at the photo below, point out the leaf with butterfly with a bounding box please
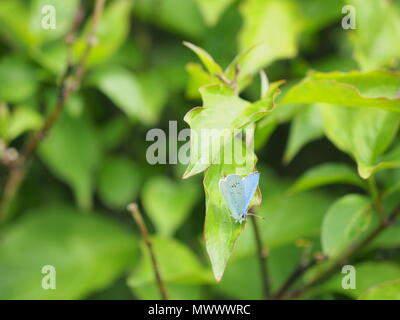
[182,43,282,281]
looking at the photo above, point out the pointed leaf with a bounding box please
[183,82,282,178]
[321,194,375,257]
[239,0,303,78]
[290,163,367,194]
[281,70,400,113]
[204,141,260,281]
[284,104,324,163]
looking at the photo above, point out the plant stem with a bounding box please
[273,254,322,300]
[368,175,385,219]
[128,203,169,300]
[0,0,106,222]
[284,202,400,299]
[250,214,270,299]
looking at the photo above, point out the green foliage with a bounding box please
[0,57,38,103]
[0,206,136,299]
[128,237,213,299]
[321,195,374,257]
[347,0,400,70]
[0,105,43,143]
[320,262,400,299]
[39,113,101,210]
[98,156,141,209]
[1,0,400,301]
[359,280,400,300]
[290,163,367,194]
[239,0,303,78]
[142,176,199,236]
[282,71,400,112]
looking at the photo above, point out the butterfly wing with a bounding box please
[219,174,246,221]
[242,172,260,211]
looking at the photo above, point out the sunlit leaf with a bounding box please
[281,70,400,113]
[194,0,234,26]
[74,0,132,67]
[347,0,400,70]
[183,81,282,179]
[238,0,303,78]
[89,66,163,125]
[1,105,43,142]
[290,163,367,194]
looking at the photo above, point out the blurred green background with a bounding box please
[0,0,399,300]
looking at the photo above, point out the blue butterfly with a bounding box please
[219,172,260,223]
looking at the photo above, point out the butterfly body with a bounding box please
[219,172,260,223]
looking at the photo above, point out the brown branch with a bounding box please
[128,203,169,300]
[0,0,106,221]
[250,214,270,299]
[284,203,400,300]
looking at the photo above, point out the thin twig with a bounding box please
[273,253,322,300]
[128,203,169,300]
[0,0,106,221]
[284,203,400,299]
[250,213,270,299]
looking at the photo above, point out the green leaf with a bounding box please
[185,62,216,99]
[298,0,344,32]
[321,194,374,257]
[284,104,324,163]
[290,163,367,194]
[0,205,137,299]
[318,262,400,299]
[1,105,43,142]
[89,66,162,125]
[142,176,199,237]
[281,70,400,113]
[318,103,400,178]
[98,156,141,209]
[133,0,205,38]
[183,82,282,179]
[128,236,213,299]
[217,244,301,299]
[0,1,33,48]
[203,141,261,281]
[184,42,223,75]
[238,0,303,78]
[359,279,400,300]
[0,56,38,103]
[366,143,400,176]
[347,0,400,70]
[39,113,101,210]
[30,0,80,44]
[257,171,334,249]
[194,0,234,26]
[99,115,131,150]
[74,0,132,67]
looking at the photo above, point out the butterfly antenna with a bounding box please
[247,213,265,220]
